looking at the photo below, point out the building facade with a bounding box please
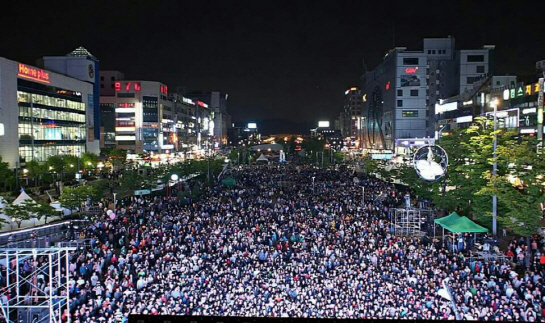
[339,87,363,149]
[186,91,231,148]
[0,58,93,168]
[39,46,101,155]
[358,37,494,151]
[435,75,543,140]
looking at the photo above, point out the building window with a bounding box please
[467,77,481,84]
[397,100,403,107]
[403,58,419,65]
[402,110,418,117]
[410,89,418,96]
[467,55,484,62]
[100,76,104,81]
[111,76,115,81]
[117,93,135,98]
[101,84,104,88]
[476,66,485,73]
[432,50,436,54]
[397,89,403,96]
[427,50,431,54]
[111,84,114,88]
[496,81,501,85]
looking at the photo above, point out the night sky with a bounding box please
[2,1,544,134]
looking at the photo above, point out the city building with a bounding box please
[99,75,173,154]
[170,93,214,157]
[357,37,494,151]
[0,58,93,168]
[38,46,101,154]
[185,91,231,148]
[338,87,363,149]
[434,74,544,140]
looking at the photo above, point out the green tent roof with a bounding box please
[221,177,236,187]
[434,212,488,233]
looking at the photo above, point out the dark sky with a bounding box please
[2,1,544,133]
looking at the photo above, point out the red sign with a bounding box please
[385,82,391,90]
[405,67,418,73]
[115,82,141,91]
[160,84,168,95]
[118,103,135,108]
[18,63,50,83]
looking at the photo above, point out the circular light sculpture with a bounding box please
[413,144,448,181]
[170,174,179,181]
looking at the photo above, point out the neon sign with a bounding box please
[405,67,418,73]
[385,82,391,90]
[118,103,135,108]
[115,82,141,91]
[18,63,50,83]
[160,85,168,95]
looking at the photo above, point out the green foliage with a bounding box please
[81,152,99,170]
[59,185,100,214]
[4,200,36,228]
[0,156,15,191]
[47,155,66,174]
[395,116,545,237]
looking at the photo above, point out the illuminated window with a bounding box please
[402,110,418,117]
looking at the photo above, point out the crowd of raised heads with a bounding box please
[7,164,545,322]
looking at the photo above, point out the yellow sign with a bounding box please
[362,94,367,102]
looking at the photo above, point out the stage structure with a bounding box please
[391,208,422,236]
[0,247,76,323]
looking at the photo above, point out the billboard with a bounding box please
[400,75,421,87]
[247,123,257,129]
[318,121,330,128]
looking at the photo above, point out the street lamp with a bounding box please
[491,97,499,237]
[312,176,315,194]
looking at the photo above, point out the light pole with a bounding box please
[312,176,315,194]
[362,186,365,206]
[113,193,117,210]
[491,97,498,237]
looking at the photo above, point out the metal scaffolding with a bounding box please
[0,247,76,323]
[391,208,422,236]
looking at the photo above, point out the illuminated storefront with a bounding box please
[0,58,92,168]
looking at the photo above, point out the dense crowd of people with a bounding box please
[6,165,545,321]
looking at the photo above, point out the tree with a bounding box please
[396,117,545,237]
[31,201,58,224]
[59,185,99,216]
[0,156,14,191]
[81,152,99,173]
[4,200,35,228]
[47,155,66,180]
[25,160,47,187]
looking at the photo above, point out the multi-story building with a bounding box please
[0,58,93,168]
[358,37,494,151]
[99,76,173,154]
[170,93,214,157]
[99,71,125,149]
[186,91,231,148]
[339,87,363,149]
[434,75,544,140]
[38,46,101,155]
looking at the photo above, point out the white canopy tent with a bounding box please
[256,154,269,163]
[12,189,36,206]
